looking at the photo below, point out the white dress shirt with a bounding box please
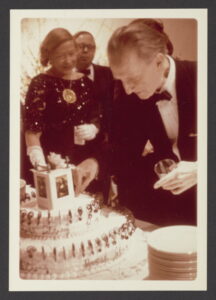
[156,56,181,160]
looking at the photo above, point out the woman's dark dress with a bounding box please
[23,73,100,164]
[22,73,109,195]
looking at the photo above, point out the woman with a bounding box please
[23,28,100,191]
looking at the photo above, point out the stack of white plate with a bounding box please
[147,226,197,280]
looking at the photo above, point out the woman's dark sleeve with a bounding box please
[23,75,47,133]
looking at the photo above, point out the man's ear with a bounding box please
[155,53,164,69]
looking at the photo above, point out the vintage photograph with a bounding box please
[10,9,207,291]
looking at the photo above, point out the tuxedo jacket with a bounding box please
[85,64,114,192]
[111,59,197,225]
[175,60,197,161]
[112,59,197,183]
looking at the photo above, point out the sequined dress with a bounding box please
[23,73,100,164]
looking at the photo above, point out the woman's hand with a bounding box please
[25,131,46,167]
[27,145,46,167]
[72,158,99,196]
[153,161,197,195]
[75,124,99,141]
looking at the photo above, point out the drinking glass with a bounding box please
[154,159,177,178]
[74,125,85,145]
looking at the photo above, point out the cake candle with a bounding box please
[42,246,46,260]
[72,243,76,257]
[81,242,85,257]
[53,247,57,261]
[68,209,72,223]
[37,211,42,225]
[63,247,66,260]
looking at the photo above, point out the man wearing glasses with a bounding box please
[74,31,114,202]
[74,31,97,79]
[74,31,114,137]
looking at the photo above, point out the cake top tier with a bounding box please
[21,192,99,217]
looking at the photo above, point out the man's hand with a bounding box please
[72,158,99,196]
[153,161,197,195]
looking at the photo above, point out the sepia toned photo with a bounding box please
[10,9,207,291]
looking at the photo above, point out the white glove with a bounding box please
[75,124,99,141]
[27,145,46,167]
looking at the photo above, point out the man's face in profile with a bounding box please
[75,33,96,70]
[110,49,165,100]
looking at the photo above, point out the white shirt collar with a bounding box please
[88,64,94,81]
[162,55,176,98]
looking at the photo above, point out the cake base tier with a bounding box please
[20,229,148,280]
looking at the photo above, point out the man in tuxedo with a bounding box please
[74,20,197,226]
[74,31,114,201]
[106,19,197,225]
[110,62,196,225]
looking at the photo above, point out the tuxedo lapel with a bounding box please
[92,64,106,97]
[92,64,98,83]
[175,60,197,160]
[175,60,189,141]
[92,64,103,86]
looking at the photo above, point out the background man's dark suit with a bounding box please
[84,63,114,201]
[111,59,197,225]
[92,63,114,140]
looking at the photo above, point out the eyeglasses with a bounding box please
[77,43,96,51]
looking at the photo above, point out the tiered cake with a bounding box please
[20,153,145,280]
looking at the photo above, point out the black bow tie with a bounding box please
[80,69,91,76]
[149,90,172,103]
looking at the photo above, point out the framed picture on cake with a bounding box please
[32,166,74,210]
[8,4,208,295]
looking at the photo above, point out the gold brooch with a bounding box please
[62,89,77,104]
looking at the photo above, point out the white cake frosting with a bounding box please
[20,157,144,280]
[20,191,136,279]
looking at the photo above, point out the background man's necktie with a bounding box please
[80,69,91,76]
